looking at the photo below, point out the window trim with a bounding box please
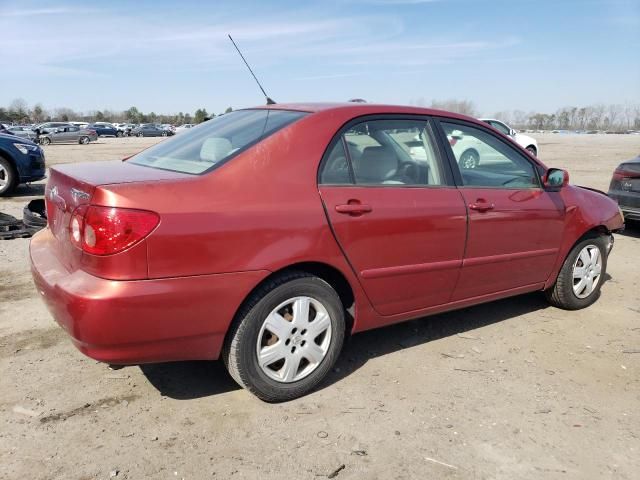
[433,117,544,190]
[317,114,456,188]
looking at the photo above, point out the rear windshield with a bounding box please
[129,109,307,174]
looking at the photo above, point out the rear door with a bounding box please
[437,120,565,300]
[318,116,467,316]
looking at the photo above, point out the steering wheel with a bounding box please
[396,161,420,184]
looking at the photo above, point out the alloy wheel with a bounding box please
[572,244,602,298]
[256,296,332,383]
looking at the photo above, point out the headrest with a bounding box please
[200,137,232,163]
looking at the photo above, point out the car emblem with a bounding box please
[622,181,633,191]
[70,188,90,202]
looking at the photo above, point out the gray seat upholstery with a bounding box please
[200,137,233,163]
[353,146,398,183]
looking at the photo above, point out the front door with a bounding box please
[318,117,467,316]
[439,120,565,301]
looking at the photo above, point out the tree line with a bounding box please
[3,97,640,131]
[0,99,234,125]
[420,99,640,131]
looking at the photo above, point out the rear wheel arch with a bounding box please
[224,262,355,352]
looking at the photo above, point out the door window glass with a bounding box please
[320,119,445,186]
[442,122,539,189]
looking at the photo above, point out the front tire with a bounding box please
[116,131,123,138]
[40,137,51,145]
[526,145,537,156]
[0,157,18,197]
[137,132,143,137]
[545,234,608,310]
[223,272,345,402]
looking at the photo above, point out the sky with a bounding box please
[0,0,638,116]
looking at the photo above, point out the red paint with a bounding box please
[29,103,624,364]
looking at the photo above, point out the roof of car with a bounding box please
[252,102,478,123]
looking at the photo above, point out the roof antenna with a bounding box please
[228,34,276,105]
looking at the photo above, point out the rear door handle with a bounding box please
[335,203,373,215]
[468,201,495,212]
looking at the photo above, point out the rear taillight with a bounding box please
[69,205,159,255]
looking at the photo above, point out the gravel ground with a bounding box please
[1,134,639,480]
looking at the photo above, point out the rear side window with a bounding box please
[129,109,307,174]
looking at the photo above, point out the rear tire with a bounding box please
[458,149,479,169]
[545,234,608,310]
[526,145,537,156]
[223,272,345,402]
[137,133,143,137]
[0,157,18,197]
[116,131,123,138]
[79,136,90,145]
[40,137,51,145]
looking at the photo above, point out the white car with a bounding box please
[175,124,195,134]
[479,119,538,157]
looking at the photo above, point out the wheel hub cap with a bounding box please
[572,244,602,299]
[256,296,332,383]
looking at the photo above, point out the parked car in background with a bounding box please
[0,132,46,196]
[30,103,623,401]
[87,123,120,137]
[114,123,136,136]
[39,125,98,145]
[130,124,172,137]
[6,126,38,142]
[175,123,195,133]
[479,119,539,157]
[161,124,176,134]
[608,155,640,223]
[34,122,72,134]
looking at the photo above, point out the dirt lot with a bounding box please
[1,134,639,480]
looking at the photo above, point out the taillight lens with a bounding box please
[69,205,159,255]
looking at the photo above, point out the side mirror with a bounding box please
[543,168,569,189]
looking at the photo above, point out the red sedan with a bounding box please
[30,103,624,401]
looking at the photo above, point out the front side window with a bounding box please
[442,122,539,189]
[487,120,510,136]
[320,119,446,186]
[129,109,306,174]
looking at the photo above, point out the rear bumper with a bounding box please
[29,228,269,364]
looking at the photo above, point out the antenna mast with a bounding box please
[228,34,276,105]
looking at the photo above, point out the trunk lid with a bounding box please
[44,161,191,272]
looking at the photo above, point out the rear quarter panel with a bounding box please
[93,110,379,331]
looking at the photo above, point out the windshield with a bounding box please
[129,109,307,174]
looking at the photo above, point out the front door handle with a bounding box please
[335,203,373,215]
[469,201,495,212]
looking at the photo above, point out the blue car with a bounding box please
[87,123,121,137]
[0,133,46,196]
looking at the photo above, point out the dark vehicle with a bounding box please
[0,133,46,196]
[131,125,173,137]
[609,155,640,223]
[87,123,120,137]
[40,125,98,145]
